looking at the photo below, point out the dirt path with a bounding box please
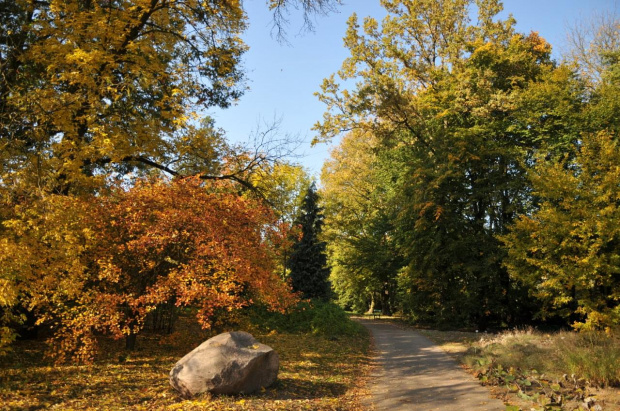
[357,318,506,411]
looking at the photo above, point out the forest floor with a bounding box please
[3,312,617,410]
[375,317,620,411]
[0,316,372,410]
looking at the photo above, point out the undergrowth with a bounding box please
[463,327,620,410]
[247,300,366,338]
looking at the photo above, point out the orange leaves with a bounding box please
[525,31,552,56]
[2,178,296,362]
[89,176,297,329]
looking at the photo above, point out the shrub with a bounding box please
[310,302,364,338]
[247,301,364,338]
[465,327,620,387]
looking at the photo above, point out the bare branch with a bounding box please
[268,0,342,42]
[563,7,620,88]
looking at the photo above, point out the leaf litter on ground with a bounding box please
[0,315,372,410]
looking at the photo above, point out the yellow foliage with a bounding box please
[503,132,620,330]
[1,0,247,194]
[0,178,297,362]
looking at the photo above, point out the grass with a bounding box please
[466,328,620,386]
[416,326,620,411]
[0,309,372,410]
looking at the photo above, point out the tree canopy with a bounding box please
[0,0,337,360]
[288,183,331,301]
[1,0,248,195]
[0,0,340,195]
[318,0,619,330]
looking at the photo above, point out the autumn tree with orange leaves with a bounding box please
[1,178,296,362]
[0,0,337,359]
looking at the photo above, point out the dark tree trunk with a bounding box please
[380,285,392,316]
[125,332,137,351]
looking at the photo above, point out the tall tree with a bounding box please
[0,0,340,356]
[315,0,582,327]
[502,131,620,331]
[503,33,620,331]
[321,129,403,314]
[288,183,331,300]
[0,177,297,362]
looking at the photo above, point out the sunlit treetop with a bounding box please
[0,0,340,195]
[313,0,525,144]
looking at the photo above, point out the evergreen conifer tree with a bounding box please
[288,183,331,300]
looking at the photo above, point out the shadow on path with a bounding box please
[357,318,506,411]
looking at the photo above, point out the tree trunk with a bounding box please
[125,332,137,351]
[381,285,392,316]
[366,294,375,315]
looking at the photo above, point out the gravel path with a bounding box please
[358,318,506,411]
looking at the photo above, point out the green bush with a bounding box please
[246,301,313,334]
[310,302,364,338]
[247,300,364,338]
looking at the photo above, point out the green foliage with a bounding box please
[585,49,620,135]
[248,301,317,334]
[502,132,620,330]
[248,301,364,338]
[321,130,403,315]
[250,163,311,224]
[310,302,365,338]
[317,0,581,328]
[393,29,583,328]
[288,183,331,300]
[316,0,618,332]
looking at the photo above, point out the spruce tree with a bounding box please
[288,183,331,300]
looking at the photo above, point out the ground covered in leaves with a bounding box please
[0,315,372,410]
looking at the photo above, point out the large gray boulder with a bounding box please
[169,331,279,397]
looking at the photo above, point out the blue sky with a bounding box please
[210,0,617,179]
